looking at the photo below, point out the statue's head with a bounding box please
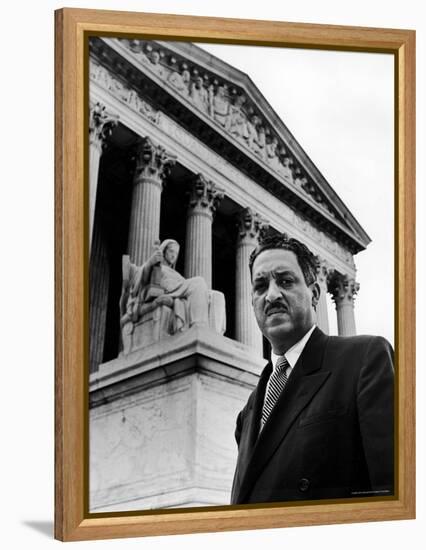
[150,50,161,64]
[160,239,180,268]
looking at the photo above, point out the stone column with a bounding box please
[89,102,118,250]
[315,257,330,334]
[329,272,360,336]
[128,137,176,265]
[184,174,223,288]
[235,208,264,354]
[89,219,110,373]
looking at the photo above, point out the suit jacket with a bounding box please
[231,327,394,504]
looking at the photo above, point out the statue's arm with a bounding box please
[137,249,163,288]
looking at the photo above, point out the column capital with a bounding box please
[134,137,177,184]
[329,272,360,307]
[187,174,224,216]
[315,256,330,286]
[89,102,118,149]
[237,208,268,244]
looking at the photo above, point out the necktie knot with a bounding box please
[275,355,289,373]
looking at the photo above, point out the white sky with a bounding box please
[196,42,394,345]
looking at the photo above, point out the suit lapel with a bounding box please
[232,362,271,498]
[236,327,330,503]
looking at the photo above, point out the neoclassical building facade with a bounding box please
[88,37,370,512]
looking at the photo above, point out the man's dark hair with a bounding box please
[249,231,318,286]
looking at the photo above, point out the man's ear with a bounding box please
[311,282,321,310]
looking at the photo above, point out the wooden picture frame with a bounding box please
[55,7,415,541]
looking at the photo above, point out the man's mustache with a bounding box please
[265,301,288,314]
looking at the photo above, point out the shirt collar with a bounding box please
[271,324,316,371]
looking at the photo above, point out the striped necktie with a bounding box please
[261,355,290,429]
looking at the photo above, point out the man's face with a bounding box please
[164,244,179,266]
[251,249,319,354]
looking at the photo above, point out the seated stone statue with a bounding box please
[119,239,226,354]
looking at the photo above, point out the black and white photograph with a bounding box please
[88,35,394,512]
[3,0,424,546]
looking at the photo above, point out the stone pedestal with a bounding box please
[184,174,223,288]
[89,326,265,512]
[329,272,359,336]
[235,208,264,355]
[120,290,226,356]
[128,137,176,265]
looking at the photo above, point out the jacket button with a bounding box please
[298,478,310,492]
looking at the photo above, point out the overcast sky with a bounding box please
[196,42,394,345]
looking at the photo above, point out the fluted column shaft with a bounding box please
[336,303,356,336]
[329,273,359,336]
[127,137,176,265]
[89,103,118,251]
[315,258,330,334]
[185,207,213,286]
[235,209,264,354]
[184,174,223,288]
[128,175,162,265]
[89,220,110,373]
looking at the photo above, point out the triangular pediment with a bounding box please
[90,36,370,254]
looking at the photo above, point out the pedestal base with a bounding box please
[89,326,266,512]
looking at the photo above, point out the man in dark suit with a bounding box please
[231,232,394,504]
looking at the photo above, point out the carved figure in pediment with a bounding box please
[302,179,316,195]
[295,175,308,189]
[245,114,260,150]
[245,115,266,159]
[266,136,281,170]
[256,125,266,159]
[127,40,149,64]
[208,84,214,117]
[147,50,165,77]
[181,64,191,88]
[168,64,190,95]
[190,76,209,113]
[211,85,231,128]
[228,95,249,141]
[280,156,294,182]
[128,40,142,53]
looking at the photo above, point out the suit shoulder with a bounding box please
[324,334,394,375]
[327,333,393,352]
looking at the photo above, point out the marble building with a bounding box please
[88,37,370,512]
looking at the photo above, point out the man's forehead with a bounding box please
[252,249,300,276]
